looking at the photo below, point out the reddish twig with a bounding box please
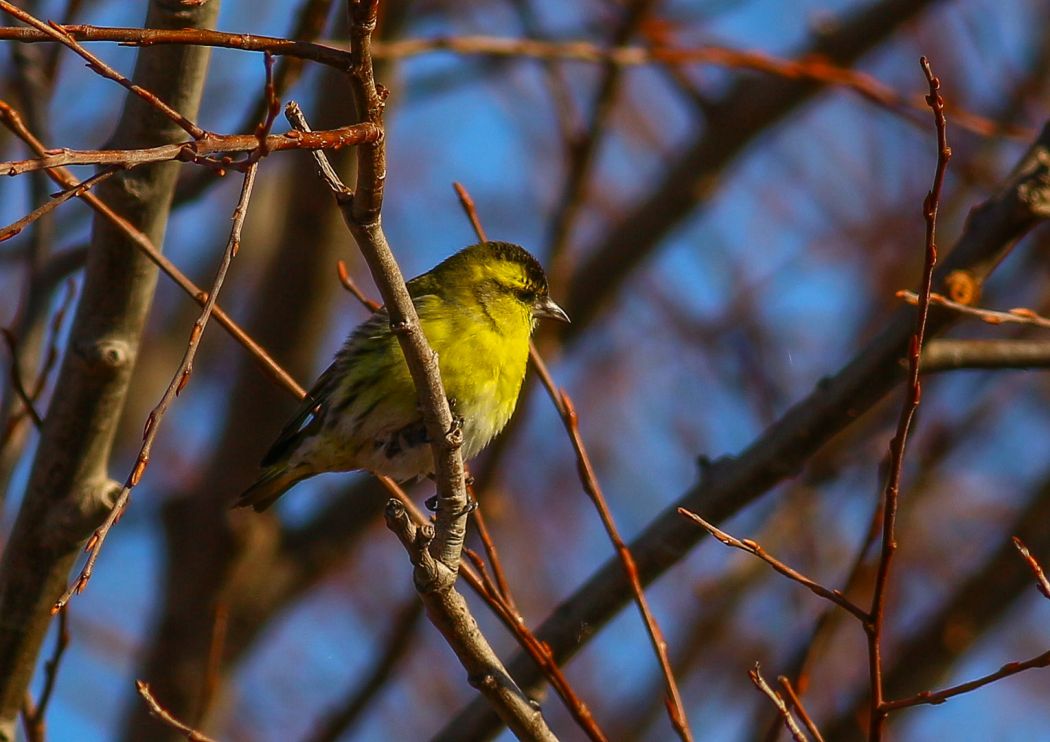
[53,163,259,610]
[0,99,306,398]
[0,2,208,139]
[677,508,868,623]
[867,57,951,740]
[136,681,217,742]
[777,676,825,742]
[899,290,1050,331]
[1013,537,1050,600]
[0,167,116,241]
[478,586,608,742]
[336,260,381,312]
[469,491,520,615]
[250,52,281,157]
[0,23,353,69]
[447,181,610,738]
[452,181,488,241]
[881,649,1050,711]
[532,350,692,741]
[19,606,69,742]
[748,664,808,742]
[377,467,607,741]
[0,26,1025,140]
[0,123,380,175]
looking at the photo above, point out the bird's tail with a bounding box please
[234,466,308,512]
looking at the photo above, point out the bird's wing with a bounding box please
[260,308,391,468]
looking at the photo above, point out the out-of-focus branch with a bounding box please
[544,0,660,299]
[18,607,68,742]
[305,597,423,742]
[562,0,947,334]
[0,1,221,738]
[921,339,1050,372]
[0,26,1022,143]
[440,118,1050,741]
[0,330,44,429]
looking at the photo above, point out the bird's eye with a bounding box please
[515,287,535,303]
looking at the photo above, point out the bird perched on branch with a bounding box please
[236,241,569,512]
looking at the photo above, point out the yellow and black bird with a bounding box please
[236,241,569,512]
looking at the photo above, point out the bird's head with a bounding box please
[434,241,569,327]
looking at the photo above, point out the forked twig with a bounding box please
[748,664,808,742]
[866,57,950,740]
[136,681,217,742]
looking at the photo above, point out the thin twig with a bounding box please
[284,101,352,195]
[136,681,218,742]
[0,124,379,175]
[880,649,1050,711]
[0,2,208,139]
[748,664,808,742]
[452,181,488,241]
[1013,537,1050,600]
[777,676,824,742]
[469,491,519,614]
[899,290,1050,331]
[336,260,381,312]
[677,508,868,623]
[54,163,259,610]
[867,57,951,740]
[0,167,116,240]
[531,351,692,740]
[448,181,609,740]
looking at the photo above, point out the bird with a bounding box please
[235,241,569,512]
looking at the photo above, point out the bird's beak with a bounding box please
[533,296,570,323]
